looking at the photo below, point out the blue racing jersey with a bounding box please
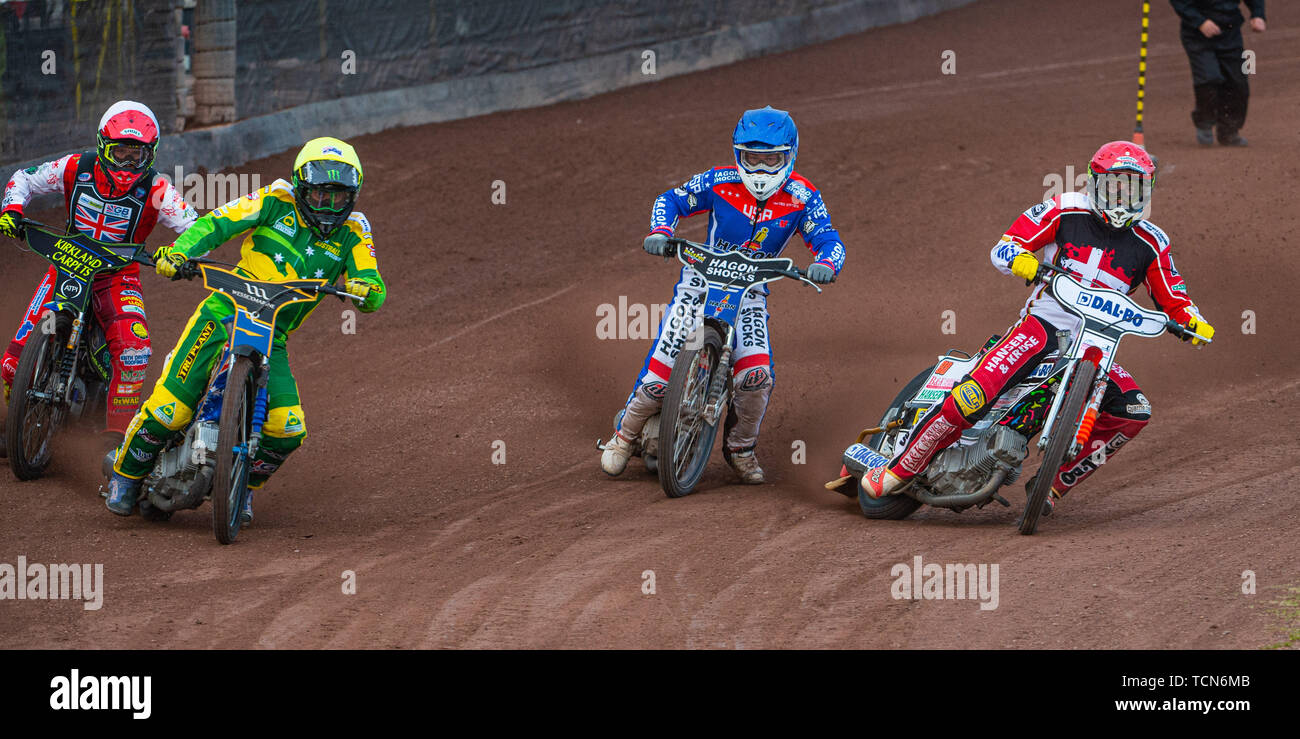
[648,166,845,275]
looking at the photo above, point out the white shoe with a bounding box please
[726,448,765,484]
[600,431,635,476]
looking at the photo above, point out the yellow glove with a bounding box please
[1009,252,1040,282]
[344,278,372,302]
[1185,314,1214,346]
[345,278,384,312]
[0,210,24,239]
[153,244,188,280]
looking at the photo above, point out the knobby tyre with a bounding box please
[6,319,64,480]
[858,366,931,521]
[657,326,725,498]
[212,356,254,544]
[1018,358,1098,535]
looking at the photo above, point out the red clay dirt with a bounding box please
[1,0,1296,649]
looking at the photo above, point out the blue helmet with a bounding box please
[732,106,798,201]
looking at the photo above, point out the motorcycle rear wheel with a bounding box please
[857,366,931,521]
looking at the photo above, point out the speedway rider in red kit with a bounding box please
[862,141,1214,514]
[0,101,197,452]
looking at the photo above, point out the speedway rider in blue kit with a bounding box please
[601,106,845,484]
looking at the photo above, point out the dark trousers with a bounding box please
[1180,24,1250,138]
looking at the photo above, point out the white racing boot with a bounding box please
[724,447,765,485]
[600,430,636,477]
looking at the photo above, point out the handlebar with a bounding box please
[169,256,367,300]
[1032,260,1211,344]
[662,236,831,289]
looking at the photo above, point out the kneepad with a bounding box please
[951,379,988,421]
[142,385,194,431]
[1106,388,1152,421]
[734,365,772,393]
[264,405,307,442]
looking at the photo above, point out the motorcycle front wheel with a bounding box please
[657,326,725,498]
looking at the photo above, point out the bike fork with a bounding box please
[703,325,734,427]
[1036,330,1078,451]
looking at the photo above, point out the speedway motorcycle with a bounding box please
[103,257,364,544]
[624,237,824,498]
[825,263,1211,535]
[5,219,150,479]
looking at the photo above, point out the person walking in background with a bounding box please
[1169,1,1266,146]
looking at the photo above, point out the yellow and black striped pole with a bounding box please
[1134,1,1150,145]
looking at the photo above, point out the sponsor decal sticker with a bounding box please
[130,322,148,340]
[154,402,176,424]
[272,213,297,238]
[845,443,889,470]
[1060,433,1132,486]
[737,366,770,391]
[176,321,216,382]
[954,380,985,416]
[640,381,667,400]
[899,416,957,475]
[1026,200,1052,224]
[120,347,150,367]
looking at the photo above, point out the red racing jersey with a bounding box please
[989,191,1201,334]
[3,152,196,244]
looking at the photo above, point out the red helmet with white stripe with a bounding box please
[96,101,160,194]
[1086,140,1155,230]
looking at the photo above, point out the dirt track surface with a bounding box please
[2,0,1297,649]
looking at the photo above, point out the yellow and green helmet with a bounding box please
[291,137,363,239]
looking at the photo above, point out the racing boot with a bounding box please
[861,465,906,498]
[724,446,765,484]
[600,430,636,477]
[863,392,970,498]
[105,471,142,516]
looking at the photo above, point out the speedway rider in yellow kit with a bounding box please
[105,137,386,522]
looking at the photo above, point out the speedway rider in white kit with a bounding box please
[601,106,845,483]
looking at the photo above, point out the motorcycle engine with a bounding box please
[922,425,1029,497]
[144,421,219,511]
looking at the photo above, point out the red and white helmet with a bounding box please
[1086,140,1155,229]
[96,100,160,193]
